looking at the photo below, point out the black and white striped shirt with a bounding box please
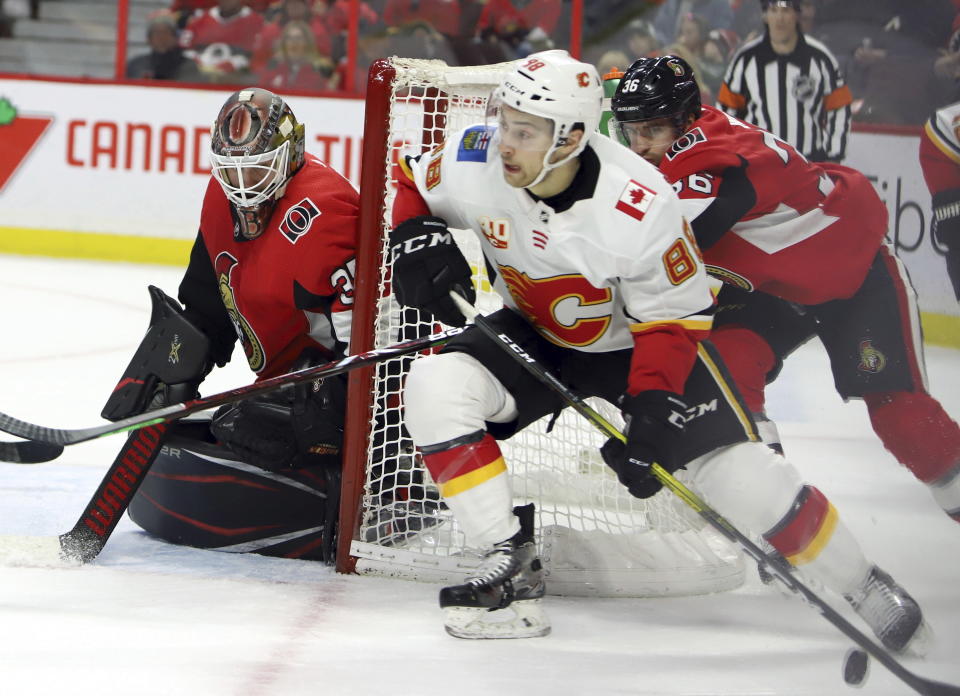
[717,32,852,162]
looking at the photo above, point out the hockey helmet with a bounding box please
[610,55,701,137]
[760,0,801,10]
[209,87,306,240]
[487,50,603,188]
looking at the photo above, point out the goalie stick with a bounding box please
[0,326,464,449]
[449,291,960,696]
[0,326,463,565]
[0,440,63,463]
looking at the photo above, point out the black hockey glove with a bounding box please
[211,354,346,472]
[600,390,689,499]
[932,188,960,302]
[389,215,476,326]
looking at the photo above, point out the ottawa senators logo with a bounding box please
[664,127,707,161]
[279,197,321,244]
[215,251,266,372]
[857,340,886,374]
[666,59,685,77]
[498,265,612,347]
[706,265,754,291]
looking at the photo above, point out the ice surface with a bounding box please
[0,255,958,695]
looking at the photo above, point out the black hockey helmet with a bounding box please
[611,55,701,133]
[760,0,801,9]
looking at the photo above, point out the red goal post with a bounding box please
[336,57,744,598]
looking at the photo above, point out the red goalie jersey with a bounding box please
[180,155,360,379]
[659,106,887,305]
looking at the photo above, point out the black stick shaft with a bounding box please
[450,292,959,696]
[0,326,465,448]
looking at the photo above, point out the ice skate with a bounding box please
[844,566,930,654]
[439,504,549,639]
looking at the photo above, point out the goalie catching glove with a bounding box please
[211,352,347,472]
[389,215,476,326]
[600,390,689,498]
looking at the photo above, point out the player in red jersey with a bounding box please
[611,55,960,525]
[101,88,360,562]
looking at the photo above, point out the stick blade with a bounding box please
[0,534,73,566]
[0,440,64,463]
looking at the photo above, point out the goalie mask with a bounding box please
[210,87,306,241]
[487,50,602,189]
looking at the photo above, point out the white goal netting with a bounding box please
[344,57,743,597]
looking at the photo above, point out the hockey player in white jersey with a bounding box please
[389,50,927,649]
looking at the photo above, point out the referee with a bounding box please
[717,0,851,162]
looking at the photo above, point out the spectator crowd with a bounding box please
[118,0,960,128]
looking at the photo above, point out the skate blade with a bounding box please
[443,598,551,639]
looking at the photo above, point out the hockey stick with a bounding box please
[0,424,171,565]
[0,440,63,463]
[450,291,960,696]
[0,326,464,565]
[0,326,465,448]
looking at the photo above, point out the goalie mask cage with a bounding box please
[336,57,744,597]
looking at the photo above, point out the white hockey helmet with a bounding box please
[489,50,603,187]
[209,87,306,240]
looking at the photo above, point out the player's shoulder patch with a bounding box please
[425,152,443,190]
[664,127,708,162]
[457,125,494,162]
[615,179,659,222]
[279,197,321,244]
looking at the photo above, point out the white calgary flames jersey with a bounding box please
[401,125,714,353]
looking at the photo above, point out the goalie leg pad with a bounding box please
[128,422,339,562]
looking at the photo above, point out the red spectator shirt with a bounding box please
[180,6,265,54]
[478,0,562,36]
[317,0,378,34]
[259,61,336,91]
[659,106,887,305]
[251,18,333,72]
[193,155,360,378]
[383,0,461,37]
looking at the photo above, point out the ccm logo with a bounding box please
[391,231,453,257]
[667,399,718,427]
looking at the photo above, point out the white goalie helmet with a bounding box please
[209,87,306,240]
[488,50,603,187]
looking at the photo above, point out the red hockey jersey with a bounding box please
[659,106,887,305]
[185,155,359,379]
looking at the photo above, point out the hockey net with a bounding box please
[336,57,744,597]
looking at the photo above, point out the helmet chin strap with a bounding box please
[525,138,578,191]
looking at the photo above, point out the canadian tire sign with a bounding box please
[0,97,53,193]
